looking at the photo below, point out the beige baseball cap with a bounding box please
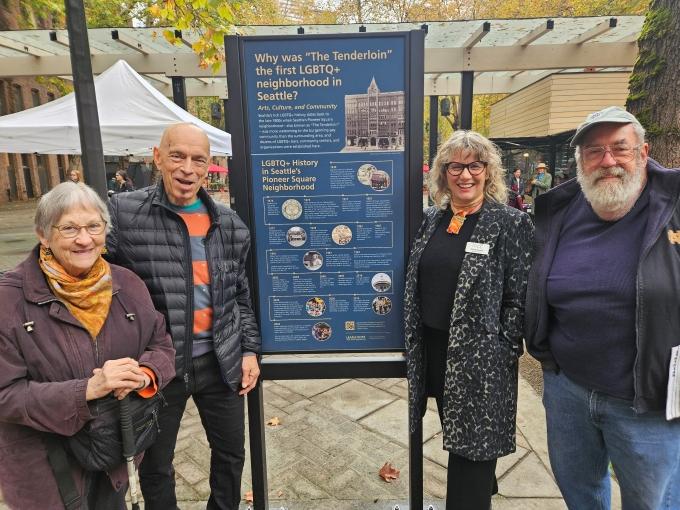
[570,106,642,147]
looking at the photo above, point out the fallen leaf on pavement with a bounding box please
[266,416,281,426]
[378,462,400,482]
[244,490,253,503]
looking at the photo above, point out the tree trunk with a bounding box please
[0,0,21,30]
[627,0,680,168]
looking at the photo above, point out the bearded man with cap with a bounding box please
[525,106,680,509]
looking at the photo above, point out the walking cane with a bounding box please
[120,395,141,510]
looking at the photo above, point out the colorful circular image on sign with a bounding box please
[312,321,332,341]
[357,164,377,185]
[282,199,302,220]
[303,251,323,271]
[287,226,307,247]
[371,272,392,293]
[372,296,392,315]
[370,170,391,191]
[331,224,353,246]
[305,297,326,317]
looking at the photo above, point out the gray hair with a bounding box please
[575,121,646,164]
[35,182,110,239]
[429,130,508,209]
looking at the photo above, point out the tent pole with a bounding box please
[64,0,107,198]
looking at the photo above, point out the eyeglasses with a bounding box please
[52,221,107,238]
[582,144,641,164]
[444,161,487,176]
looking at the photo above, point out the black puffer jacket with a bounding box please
[107,183,261,391]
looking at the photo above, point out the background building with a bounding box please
[0,78,71,203]
[0,0,71,204]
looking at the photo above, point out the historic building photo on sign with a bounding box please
[344,77,404,152]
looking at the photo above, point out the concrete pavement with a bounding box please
[0,200,622,509]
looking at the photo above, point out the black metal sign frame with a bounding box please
[226,29,425,509]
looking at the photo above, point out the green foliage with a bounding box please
[35,76,73,96]
[472,94,507,137]
[84,1,151,28]
[145,0,234,73]
[187,96,222,126]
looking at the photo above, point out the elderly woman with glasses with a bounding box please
[404,131,534,509]
[0,182,175,509]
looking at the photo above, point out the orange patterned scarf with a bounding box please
[39,246,113,339]
[447,199,484,235]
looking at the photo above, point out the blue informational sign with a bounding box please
[241,34,408,352]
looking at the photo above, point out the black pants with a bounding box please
[425,326,498,510]
[139,352,245,510]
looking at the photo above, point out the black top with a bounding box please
[418,207,480,330]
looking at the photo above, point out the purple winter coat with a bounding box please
[0,247,175,509]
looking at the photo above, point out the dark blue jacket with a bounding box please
[525,159,680,413]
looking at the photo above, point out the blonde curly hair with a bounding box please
[428,130,508,209]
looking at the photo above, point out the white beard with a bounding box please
[576,159,646,221]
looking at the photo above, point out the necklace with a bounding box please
[446,199,483,235]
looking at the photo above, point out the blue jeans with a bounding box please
[140,352,246,510]
[542,369,680,510]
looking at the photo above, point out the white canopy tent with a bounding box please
[0,59,231,156]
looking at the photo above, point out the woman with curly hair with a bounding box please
[404,130,534,509]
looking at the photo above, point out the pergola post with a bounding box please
[172,76,187,109]
[459,71,474,130]
[64,0,107,198]
[429,95,439,168]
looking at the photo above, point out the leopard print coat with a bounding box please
[404,200,534,461]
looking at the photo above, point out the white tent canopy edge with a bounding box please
[0,59,231,156]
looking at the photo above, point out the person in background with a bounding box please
[114,170,135,193]
[0,182,175,509]
[507,167,525,210]
[106,123,261,510]
[69,169,82,184]
[529,162,552,199]
[404,130,533,509]
[525,106,680,509]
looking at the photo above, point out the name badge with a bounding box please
[465,242,490,255]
